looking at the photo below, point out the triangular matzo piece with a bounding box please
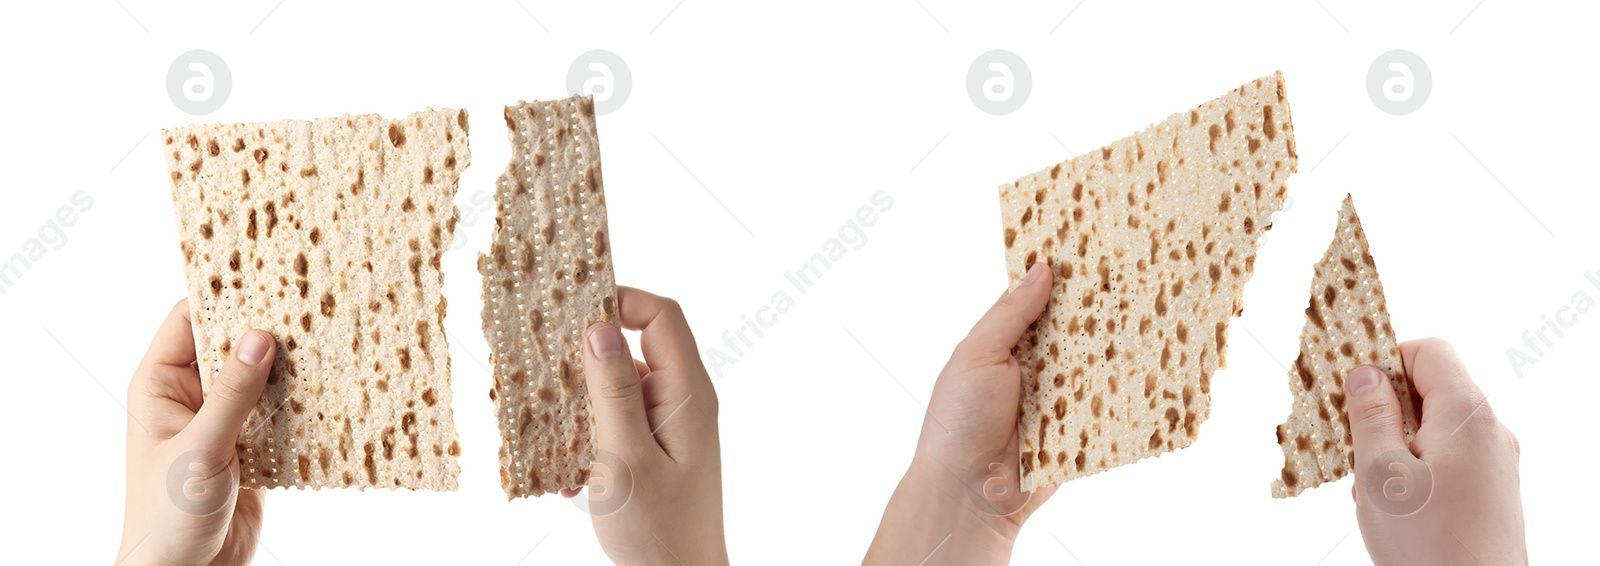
[1271,195,1415,498]
[165,109,470,490]
[481,94,618,498]
[1001,73,1298,491]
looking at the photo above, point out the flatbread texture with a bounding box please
[1270,195,1416,498]
[164,109,470,490]
[1001,73,1298,491]
[481,94,618,498]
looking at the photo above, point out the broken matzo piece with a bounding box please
[1000,73,1298,491]
[1271,194,1416,498]
[481,94,618,498]
[165,109,469,490]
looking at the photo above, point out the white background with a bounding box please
[1,0,1595,563]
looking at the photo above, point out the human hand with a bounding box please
[1347,338,1527,565]
[866,262,1057,565]
[118,300,274,565]
[568,287,727,565]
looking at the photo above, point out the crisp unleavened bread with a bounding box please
[481,94,618,498]
[1001,73,1298,491]
[1271,195,1416,498]
[165,109,469,490]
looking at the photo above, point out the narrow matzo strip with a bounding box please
[165,109,469,490]
[1001,73,1298,491]
[1271,195,1416,497]
[481,94,618,498]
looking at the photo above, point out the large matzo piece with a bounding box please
[1271,195,1416,498]
[165,109,470,490]
[481,94,618,498]
[1001,73,1298,491]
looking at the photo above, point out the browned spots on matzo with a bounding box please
[1305,296,1325,331]
[1263,105,1277,141]
[491,243,508,269]
[1270,195,1414,498]
[585,165,601,192]
[483,95,617,498]
[540,219,556,245]
[999,73,1297,492]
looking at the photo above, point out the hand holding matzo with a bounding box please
[866,263,1059,565]
[118,300,273,566]
[570,287,728,565]
[1348,339,1527,565]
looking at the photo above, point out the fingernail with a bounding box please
[237,330,271,365]
[1020,263,1045,286]
[1347,365,1383,395]
[588,325,625,360]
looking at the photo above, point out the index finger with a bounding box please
[141,299,198,369]
[954,262,1053,365]
[1400,338,1490,428]
[616,286,705,379]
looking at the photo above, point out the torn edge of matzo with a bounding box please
[481,94,618,498]
[1270,194,1416,498]
[1000,72,1297,491]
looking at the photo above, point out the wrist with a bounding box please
[866,457,1018,565]
[679,532,730,566]
[906,454,1027,542]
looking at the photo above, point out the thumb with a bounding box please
[190,329,275,446]
[955,262,1053,363]
[583,322,654,455]
[1345,365,1413,482]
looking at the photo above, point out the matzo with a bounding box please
[165,108,470,490]
[481,94,618,498]
[1001,73,1298,491]
[1271,195,1416,498]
